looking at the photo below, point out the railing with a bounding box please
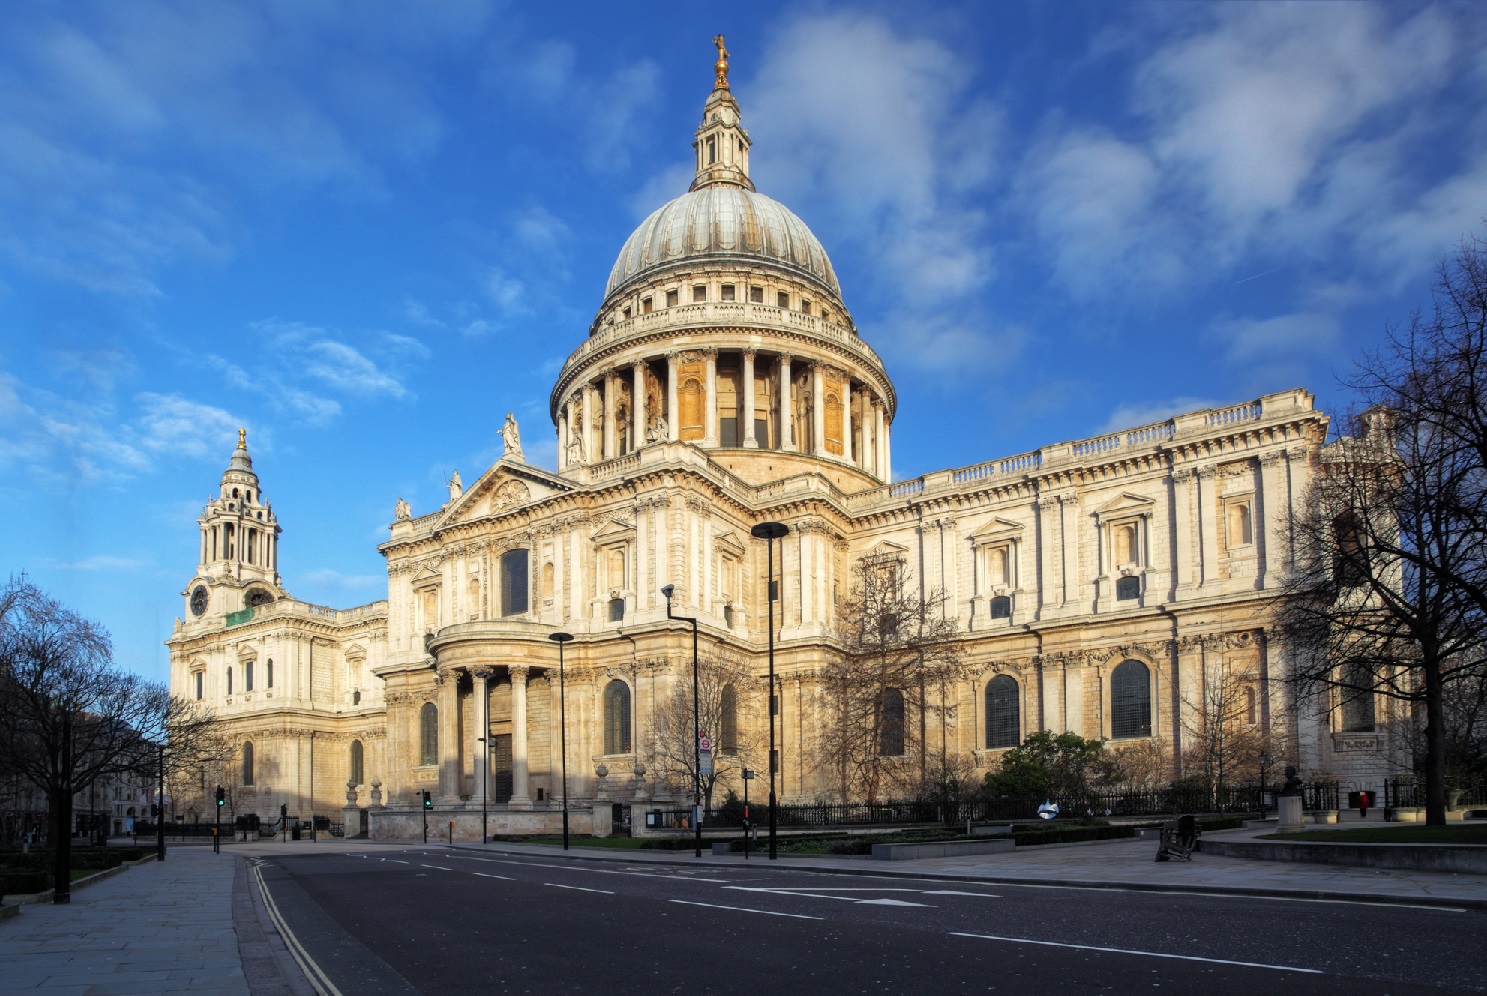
[1385,778,1486,810]
[558,300,887,386]
[1070,433,1121,457]
[1205,402,1262,426]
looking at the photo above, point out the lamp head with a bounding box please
[660,584,675,601]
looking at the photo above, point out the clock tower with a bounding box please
[183,429,283,621]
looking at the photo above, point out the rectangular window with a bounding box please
[245,662,253,692]
[693,284,707,302]
[267,659,273,688]
[776,291,789,308]
[665,289,678,307]
[721,284,735,301]
[195,672,203,700]
[1116,576,1141,601]
[749,285,764,303]
[801,300,811,315]
[755,418,769,448]
[622,306,632,320]
[641,296,653,314]
[500,549,530,616]
[720,417,738,447]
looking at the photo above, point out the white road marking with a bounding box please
[421,864,453,871]
[545,883,615,895]
[473,872,512,880]
[925,890,1001,899]
[387,859,408,864]
[251,862,343,996]
[489,858,728,883]
[981,882,1466,912]
[725,886,932,907]
[670,899,822,921]
[950,932,1323,974]
[855,898,931,906]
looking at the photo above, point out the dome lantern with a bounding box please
[690,35,753,193]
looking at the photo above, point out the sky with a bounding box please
[2,1,1485,686]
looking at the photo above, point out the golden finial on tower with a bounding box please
[713,34,730,89]
[238,427,247,448]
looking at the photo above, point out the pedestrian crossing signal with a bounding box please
[216,786,225,807]
[422,791,432,810]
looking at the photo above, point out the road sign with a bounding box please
[699,749,714,777]
[699,736,712,752]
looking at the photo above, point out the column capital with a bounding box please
[508,663,530,681]
[741,347,756,360]
[470,666,495,680]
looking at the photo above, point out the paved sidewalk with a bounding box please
[448,823,1487,910]
[0,849,248,994]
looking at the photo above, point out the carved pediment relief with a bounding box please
[345,643,368,664]
[1093,492,1156,525]
[235,644,257,663]
[714,531,746,557]
[861,539,909,565]
[438,463,572,527]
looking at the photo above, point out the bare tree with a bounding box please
[819,560,964,802]
[645,654,763,813]
[0,578,170,899]
[1278,235,1487,825]
[1178,665,1266,807]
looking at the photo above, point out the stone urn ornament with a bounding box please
[369,779,384,809]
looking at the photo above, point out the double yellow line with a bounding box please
[250,859,343,996]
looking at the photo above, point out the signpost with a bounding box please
[741,769,754,860]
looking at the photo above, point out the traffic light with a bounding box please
[216,785,225,807]
[280,803,288,820]
[422,791,432,810]
[151,803,159,817]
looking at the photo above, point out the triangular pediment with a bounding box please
[967,516,1025,545]
[864,539,909,561]
[439,460,572,527]
[590,516,635,542]
[714,530,745,557]
[1094,491,1156,524]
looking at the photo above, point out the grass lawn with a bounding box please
[1262,824,1487,845]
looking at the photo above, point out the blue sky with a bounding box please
[3,1,1484,684]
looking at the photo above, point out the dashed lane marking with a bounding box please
[669,899,822,921]
[950,932,1324,974]
[545,883,615,895]
[472,872,512,880]
[420,864,453,871]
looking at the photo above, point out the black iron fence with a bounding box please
[1384,779,1487,810]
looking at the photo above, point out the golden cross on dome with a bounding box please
[238,427,247,448]
[713,34,730,89]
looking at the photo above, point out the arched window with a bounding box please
[603,680,632,754]
[1110,660,1152,739]
[985,675,1020,749]
[879,688,906,757]
[242,742,255,786]
[719,684,738,755]
[419,703,439,766]
[1333,512,1369,589]
[349,740,364,785]
[1340,664,1375,732]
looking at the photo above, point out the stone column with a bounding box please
[509,665,532,808]
[584,382,601,464]
[1258,451,1285,588]
[632,361,646,451]
[811,364,826,458]
[703,350,719,447]
[842,378,853,464]
[666,353,679,443]
[438,670,460,803]
[1171,468,1195,595]
[884,420,893,482]
[472,667,493,808]
[636,498,651,611]
[603,371,617,461]
[1196,466,1218,587]
[868,404,880,484]
[741,350,758,448]
[778,354,794,452]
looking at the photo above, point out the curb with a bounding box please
[1,853,155,909]
[445,841,1487,913]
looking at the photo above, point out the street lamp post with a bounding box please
[750,521,789,860]
[661,584,703,859]
[156,743,166,862]
[477,734,489,844]
[549,632,574,851]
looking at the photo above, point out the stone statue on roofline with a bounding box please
[501,412,524,462]
[394,497,411,521]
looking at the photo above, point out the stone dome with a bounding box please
[604,185,841,300]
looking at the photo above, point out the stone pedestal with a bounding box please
[342,806,361,837]
[1277,794,1304,831]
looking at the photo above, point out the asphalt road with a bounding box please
[254,846,1487,995]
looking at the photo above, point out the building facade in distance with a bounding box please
[167,45,1407,836]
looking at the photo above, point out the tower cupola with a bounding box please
[195,428,282,591]
[690,35,753,192]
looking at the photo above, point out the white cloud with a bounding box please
[131,392,242,458]
[742,12,1004,371]
[53,554,155,572]
[1019,3,1486,303]
[1101,397,1222,434]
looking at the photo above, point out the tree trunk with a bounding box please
[51,789,71,903]
[1425,655,1448,825]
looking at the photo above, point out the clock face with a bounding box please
[190,585,208,617]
